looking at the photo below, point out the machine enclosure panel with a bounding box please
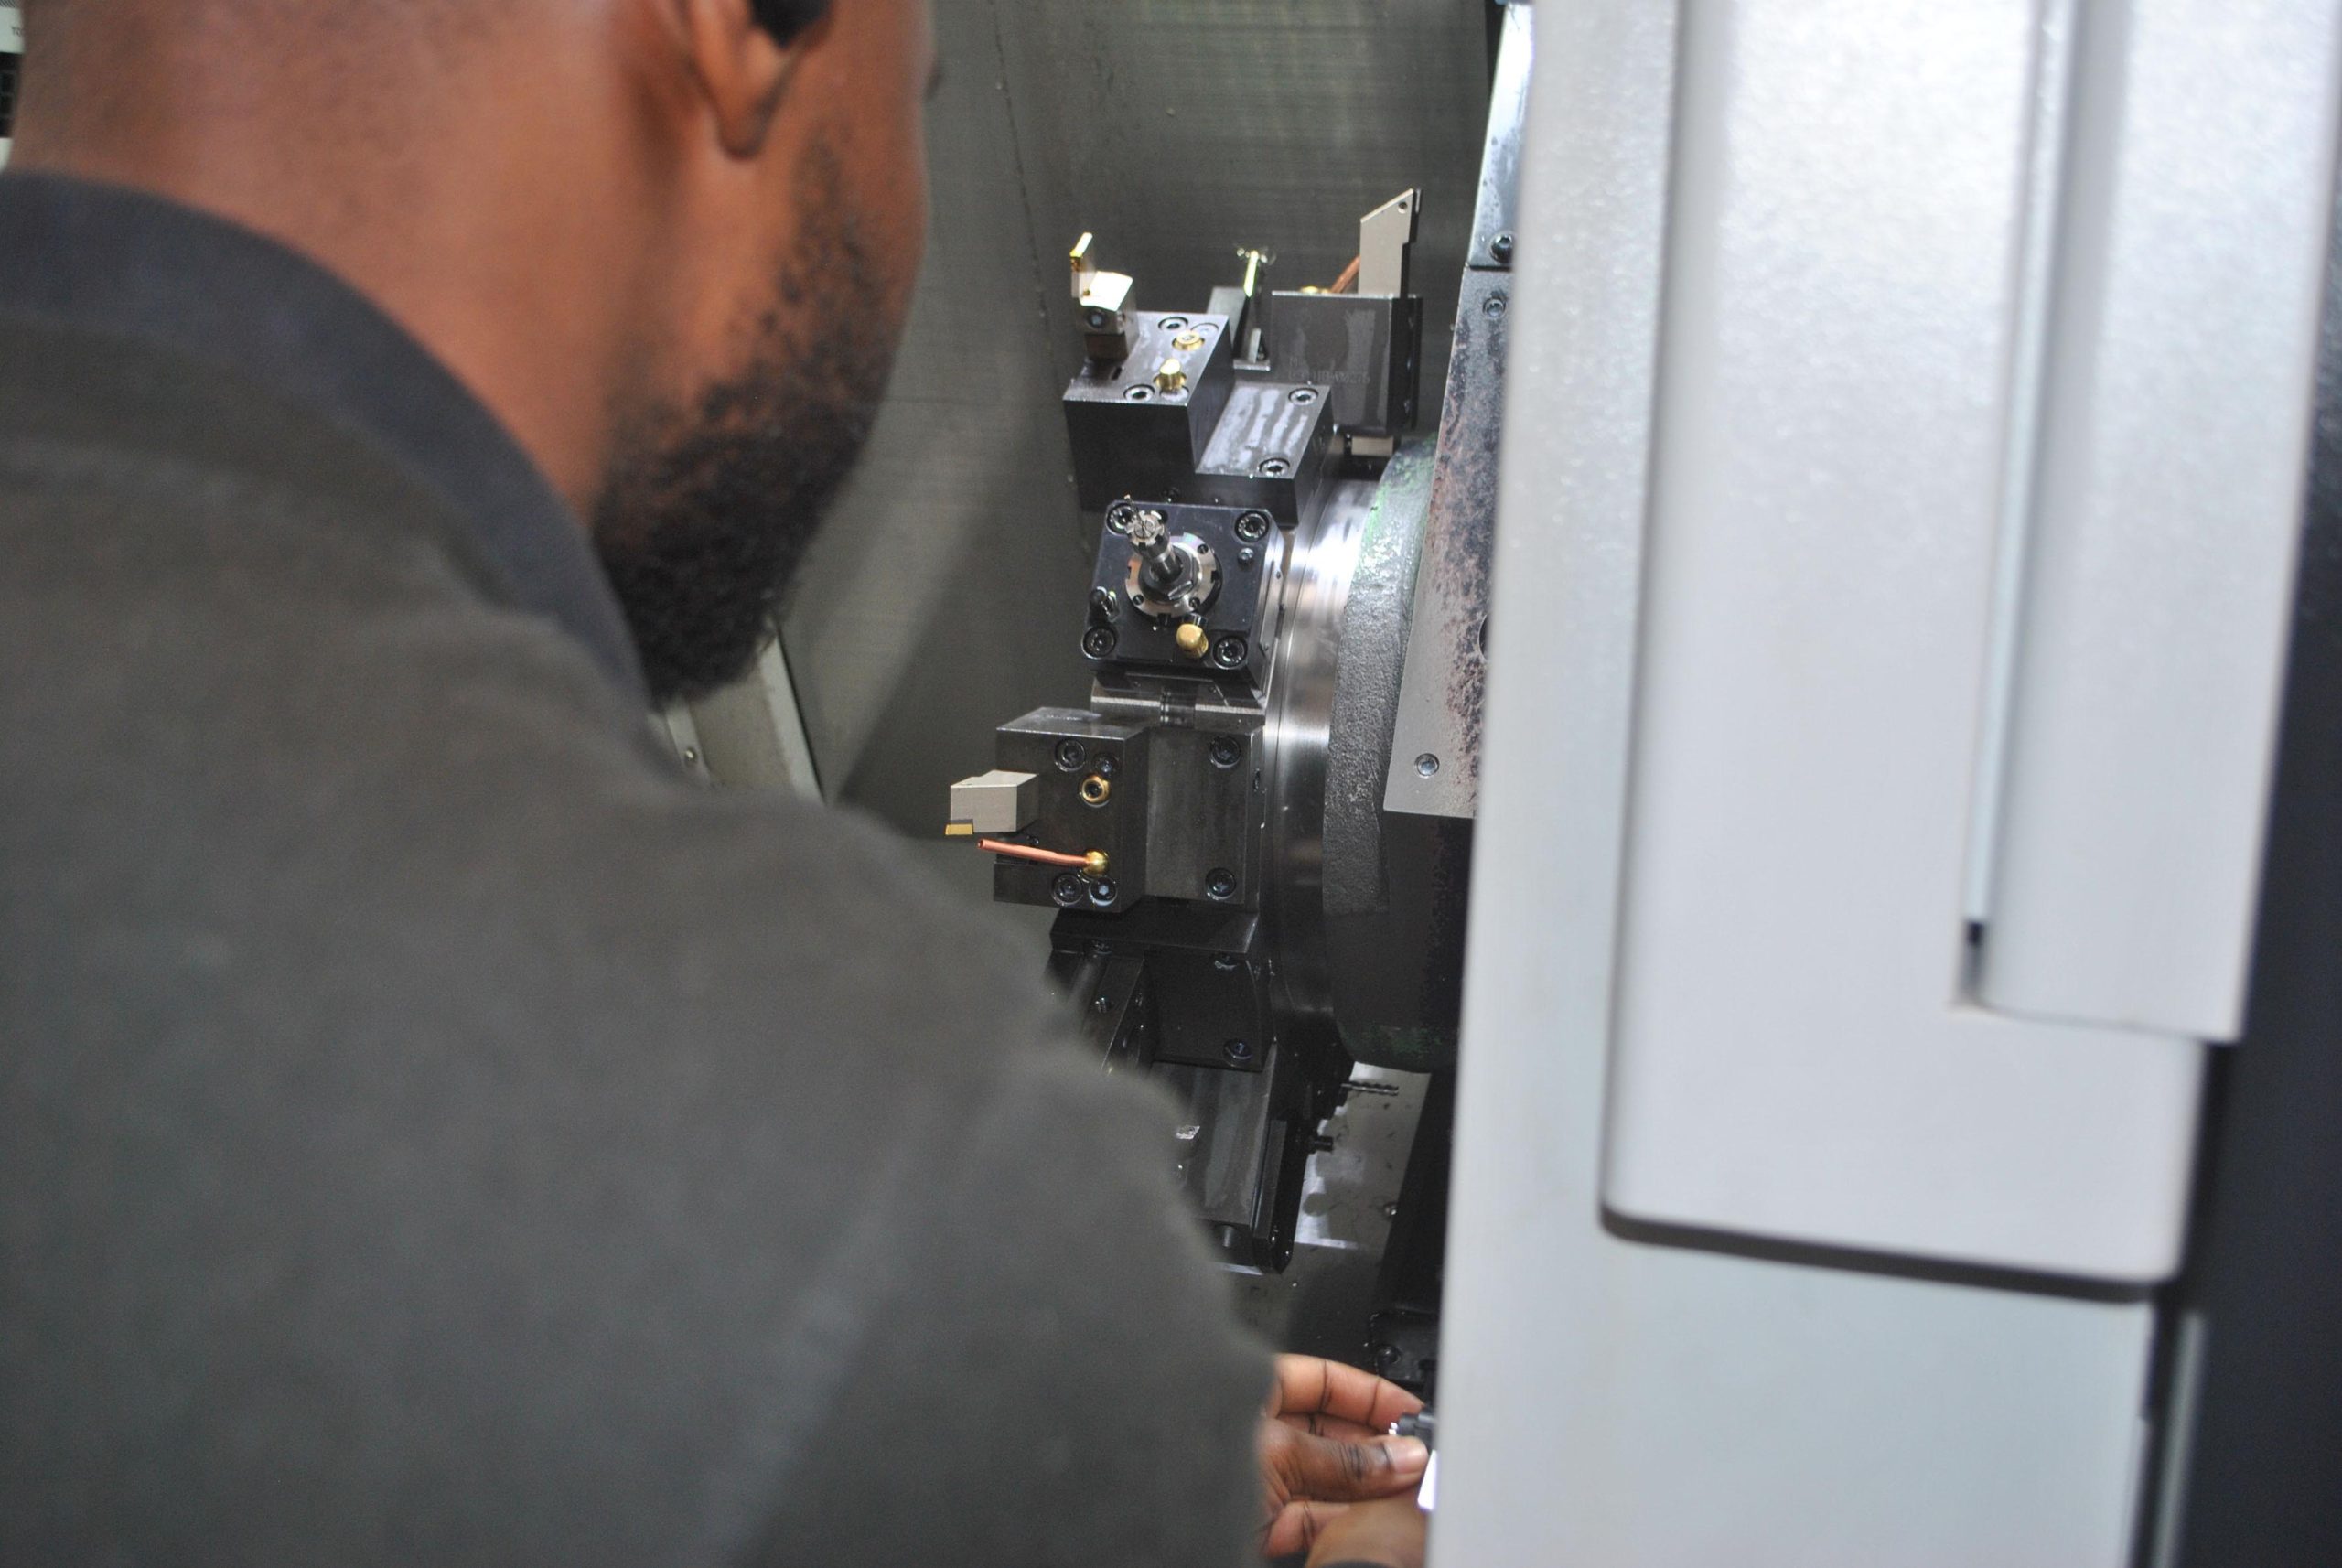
[1436,7,2236,1566]
[1579,0,2342,1285]
[1969,0,2335,1042]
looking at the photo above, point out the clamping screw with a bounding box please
[1234,510,1272,543]
[1081,625,1119,660]
[1223,1038,1256,1065]
[1206,868,1237,902]
[1491,231,1516,263]
[1290,387,1318,405]
[1088,878,1119,908]
[1208,736,1242,769]
[1052,874,1085,907]
[1211,635,1249,670]
[1093,753,1119,780]
[1054,738,1089,771]
[1106,503,1139,534]
[1257,456,1290,478]
[1090,587,1120,621]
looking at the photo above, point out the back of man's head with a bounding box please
[11,0,938,703]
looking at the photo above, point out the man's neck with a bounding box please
[11,49,650,517]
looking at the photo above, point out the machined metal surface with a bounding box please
[1358,189,1420,300]
[1066,308,1335,530]
[1384,5,1532,820]
[1259,477,1379,1041]
[1324,446,1435,921]
[1256,460,1468,1075]
[1065,311,1239,511]
[1265,294,1423,440]
[1317,444,1472,1073]
[1193,381,1338,529]
[1380,265,1509,820]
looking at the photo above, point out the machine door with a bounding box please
[1437,2,2342,1564]
[1597,0,2338,1287]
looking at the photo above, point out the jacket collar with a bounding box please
[0,171,650,705]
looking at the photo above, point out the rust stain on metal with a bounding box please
[1416,281,1507,799]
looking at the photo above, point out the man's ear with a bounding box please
[678,0,805,159]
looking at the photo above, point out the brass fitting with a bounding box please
[1080,775,1112,806]
[1175,622,1210,660]
[1083,850,1111,876]
[1154,357,1188,393]
[1173,330,1206,353]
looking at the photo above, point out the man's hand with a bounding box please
[1303,1494,1429,1568]
[1257,1354,1428,1560]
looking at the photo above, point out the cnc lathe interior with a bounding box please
[944,6,1531,1391]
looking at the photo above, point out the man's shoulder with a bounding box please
[0,438,1064,1090]
[320,609,1071,1095]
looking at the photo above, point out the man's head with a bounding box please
[14,0,938,702]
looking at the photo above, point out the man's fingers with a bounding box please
[1276,1411,1389,1442]
[1262,1499,1349,1559]
[1276,1430,1431,1502]
[1269,1354,1425,1431]
[1256,1360,1426,1556]
[1301,1494,1428,1568]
